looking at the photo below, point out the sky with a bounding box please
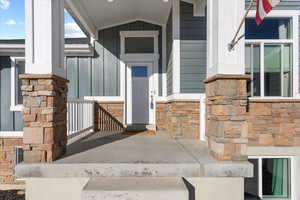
[0,0,86,39]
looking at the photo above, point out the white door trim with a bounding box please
[120,30,159,126]
[126,63,156,125]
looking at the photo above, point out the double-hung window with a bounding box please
[245,157,293,200]
[10,57,25,111]
[245,17,296,97]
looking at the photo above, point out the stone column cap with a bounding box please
[19,74,69,83]
[204,74,251,84]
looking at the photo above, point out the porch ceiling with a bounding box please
[65,0,172,37]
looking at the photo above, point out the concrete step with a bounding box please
[82,177,189,200]
[125,124,156,132]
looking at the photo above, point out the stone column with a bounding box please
[205,0,248,161]
[20,74,68,162]
[22,0,66,162]
[204,75,250,161]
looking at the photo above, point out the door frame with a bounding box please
[119,30,159,126]
[126,62,154,125]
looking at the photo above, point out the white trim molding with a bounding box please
[65,0,97,37]
[84,96,124,102]
[0,132,23,137]
[248,156,295,200]
[0,43,94,57]
[10,57,24,112]
[172,0,181,94]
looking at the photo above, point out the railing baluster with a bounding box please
[66,99,95,139]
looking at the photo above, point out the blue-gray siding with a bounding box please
[166,10,173,96]
[67,20,163,99]
[180,1,207,93]
[0,57,23,131]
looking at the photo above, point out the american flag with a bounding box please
[256,0,281,25]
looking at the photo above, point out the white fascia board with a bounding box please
[0,44,25,56]
[64,44,94,56]
[65,0,97,38]
[0,43,93,57]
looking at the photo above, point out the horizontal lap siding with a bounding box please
[180,1,207,93]
[0,56,23,131]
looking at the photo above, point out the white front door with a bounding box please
[126,63,154,125]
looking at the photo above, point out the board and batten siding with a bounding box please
[67,20,163,99]
[0,56,23,132]
[180,1,207,93]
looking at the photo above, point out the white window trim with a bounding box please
[0,131,23,137]
[246,10,300,98]
[248,156,295,200]
[10,57,24,112]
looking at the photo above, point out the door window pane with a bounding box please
[264,45,281,96]
[246,18,291,39]
[262,158,290,198]
[125,37,154,54]
[132,66,148,77]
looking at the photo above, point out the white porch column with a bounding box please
[21,0,68,163]
[207,0,245,77]
[172,0,181,94]
[25,0,65,77]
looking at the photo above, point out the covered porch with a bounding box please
[19,0,249,165]
[13,0,253,199]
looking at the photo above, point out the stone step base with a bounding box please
[82,177,189,200]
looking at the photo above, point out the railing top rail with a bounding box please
[67,99,95,103]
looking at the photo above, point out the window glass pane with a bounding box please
[282,44,292,97]
[246,18,291,39]
[245,159,260,199]
[15,60,25,105]
[264,45,281,96]
[125,37,154,54]
[132,66,148,77]
[245,44,261,96]
[262,158,290,198]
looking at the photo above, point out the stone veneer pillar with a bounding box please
[204,74,250,161]
[20,74,68,163]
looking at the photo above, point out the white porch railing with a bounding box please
[67,99,95,138]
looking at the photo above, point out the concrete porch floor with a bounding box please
[16,132,252,178]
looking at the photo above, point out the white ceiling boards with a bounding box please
[65,0,172,36]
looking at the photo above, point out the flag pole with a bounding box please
[228,0,255,51]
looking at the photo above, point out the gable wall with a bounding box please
[67,21,163,99]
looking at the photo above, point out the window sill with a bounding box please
[249,97,300,103]
[10,105,23,112]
